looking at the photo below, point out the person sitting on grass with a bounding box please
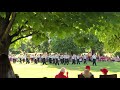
[79,65,94,78]
[55,67,68,78]
[100,68,108,75]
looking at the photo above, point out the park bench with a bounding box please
[78,74,94,78]
[99,74,117,78]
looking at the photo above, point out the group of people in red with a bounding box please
[55,65,108,78]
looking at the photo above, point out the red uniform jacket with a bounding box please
[55,72,68,78]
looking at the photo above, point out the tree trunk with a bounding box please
[0,37,11,55]
[91,49,95,55]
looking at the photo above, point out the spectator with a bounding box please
[100,68,108,75]
[0,54,16,78]
[55,67,68,78]
[78,65,94,78]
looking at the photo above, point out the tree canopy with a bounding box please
[0,12,120,54]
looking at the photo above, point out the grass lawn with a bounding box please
[11,61,120,78]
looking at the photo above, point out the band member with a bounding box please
[92,54,97,66]
[55,54,59,65]
[39,54,42,63]
[26,55,30,64]
[52,54,55,64]
[42,54,47,65]
[37,54,39,63]
[34,54,38,64]
[83,54,87,64]
[48,54,52,64]
[30,54,34,63]
[66,54,70,65]
[23,54,26,63]
[19,54,22,64]
[13,55,16,64]
[80,55,83,62]
[60,54,64,64]
[77,54,80,64]
[64,54,68,65]
[72,54,76,64]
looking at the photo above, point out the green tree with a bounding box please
[1,12,120,55]
[51,36,85,54]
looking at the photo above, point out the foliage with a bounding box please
[1,12,120,54]
[114,52,120,57]
[51,36,85,54]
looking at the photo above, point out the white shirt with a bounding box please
[92,55,96,59]
[77,55,80,59]
[66,55,69,59]
[30,55,33,58]
[72,55,76,60]
[60,55,63,59]
[63,55,67,59]
[55,55,59,59]
[83,55,86,59]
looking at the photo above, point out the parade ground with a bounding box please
[11,61,120,78]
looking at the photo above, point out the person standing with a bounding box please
[23,54,26,63]
[34,54,38,64]
[77,54,80,64]
[52,54,55,64]
[60,54,63,64]
[55,54,59,65]
[92,54,97,66]
[42,54,47,65]
[26,54,30,64]
[83,54,87,64]
[64,54,68,65]
[37,54,40,63]
[66,54,69,65]
[19,54,22,64]
[48,54,52,64]
[79,55,83,62]
[72,54,76,64]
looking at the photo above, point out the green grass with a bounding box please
[11,61,120,78]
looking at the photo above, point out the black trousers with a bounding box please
[20,58,22,64]
[49,58,52,63]
[60,59,63,64]
[84,59,87,64]
[53,59,55,64]
[72,59,76,64]
[67,59,69,64]
[93,59,97,66]
[23,59,25,63]
[13,59,16,63]
[64,59,69,65]
[34,59,38,64]
[26,58,30,64]
[77,59,80,64]
[42,58,47,65]
[37,58,39,63]
[55,59,59,65]
[63,59,65,64]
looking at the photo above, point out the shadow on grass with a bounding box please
[46,61,120,73]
